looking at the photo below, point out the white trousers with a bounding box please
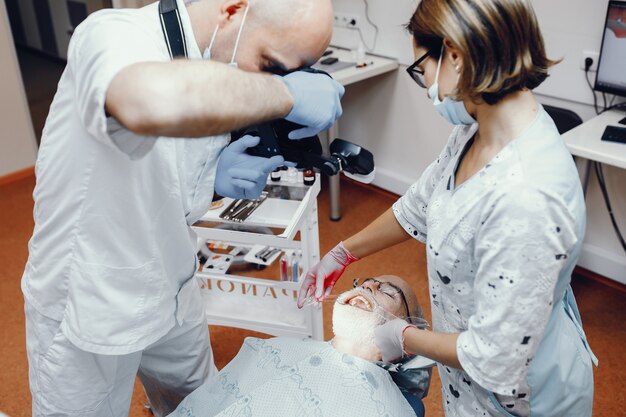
[24,301,216,417]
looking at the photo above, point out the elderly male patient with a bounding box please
[168,275,430,417]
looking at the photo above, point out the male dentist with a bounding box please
[21,0,343,416]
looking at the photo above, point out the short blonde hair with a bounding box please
[407,0,559,104]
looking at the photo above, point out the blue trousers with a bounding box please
[402,391,425,416]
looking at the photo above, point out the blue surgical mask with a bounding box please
[427,45,476,125]
[202,4,250,67]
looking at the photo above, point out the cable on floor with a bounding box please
[594,161,626,252]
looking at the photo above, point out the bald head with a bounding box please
[376,275,424,323]
[189,0,334,72]
[246,0,334,70]
[252,0,317,28]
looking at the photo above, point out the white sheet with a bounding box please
[169,337,417,417]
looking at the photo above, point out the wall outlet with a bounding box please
[334,12,360,29]
[580,51,599,72]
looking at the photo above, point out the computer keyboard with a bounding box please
[601,125,626,144]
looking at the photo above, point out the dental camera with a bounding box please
[230,69,376,184]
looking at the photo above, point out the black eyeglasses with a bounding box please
[406,49,433,88]
[353,278,411,319]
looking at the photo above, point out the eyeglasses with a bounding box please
[353,278,411,319]
[406,49,433,88]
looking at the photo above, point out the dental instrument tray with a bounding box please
[192,176,324,340]
[243,244,283,266]
[198,180,317,240]
[219,191,268,222]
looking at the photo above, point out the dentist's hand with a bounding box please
[296,242,358,308]
[278,71,345,140]
[374,318,416,363]
[215,135,285,200]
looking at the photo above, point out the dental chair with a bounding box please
[380,354,435,417]
[543,104,583,134]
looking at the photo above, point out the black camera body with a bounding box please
[231,119,375,181]
[230,67,375,182]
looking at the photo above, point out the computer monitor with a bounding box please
[594,1,626,97]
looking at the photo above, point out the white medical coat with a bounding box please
[393,107,595,416]
[21,0,229,355]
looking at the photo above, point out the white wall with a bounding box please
[332,0,417,65]
[0,0,37,177]
[334,0,626,284]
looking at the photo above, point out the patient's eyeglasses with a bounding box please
[353,278,411,319]
[406,49,433,88]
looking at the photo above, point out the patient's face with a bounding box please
[332,275,414,353]
[339,275,410,317]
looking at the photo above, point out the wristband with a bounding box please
[401,325,417,353]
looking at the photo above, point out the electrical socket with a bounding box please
[580,51,599,72]
[334,12,360,29]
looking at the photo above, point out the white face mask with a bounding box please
[202,4,250,67]
[427,45,476,126]
[332,299,387,349]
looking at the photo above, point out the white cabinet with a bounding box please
[192,177,324,340]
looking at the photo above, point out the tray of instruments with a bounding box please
[194,177,320,239]
[196,240,302,280]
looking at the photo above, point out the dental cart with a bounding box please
[192,176,324,340]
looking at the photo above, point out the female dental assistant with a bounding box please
[297,0,597,416]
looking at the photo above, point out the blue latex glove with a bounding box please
[215,135,286,200]
[278,71,345,139]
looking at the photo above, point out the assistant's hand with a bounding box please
[296,242,358,308]
[374,318,416,363]
[278,71,345,140]
[215,135,285,200]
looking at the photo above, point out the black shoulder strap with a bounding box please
[159,0,188,58]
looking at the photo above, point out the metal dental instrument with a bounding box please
[220,198,247,221]
[219,192,268,222]
[260,248,281,262]
[255,247,271,259]
[230,200,255,221]
[232,192,268,222]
